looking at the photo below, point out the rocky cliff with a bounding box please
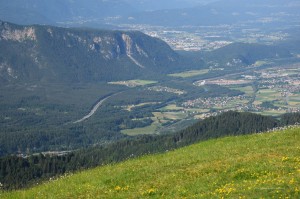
[0,21,197,83]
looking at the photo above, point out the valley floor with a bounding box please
[2,126,300,198]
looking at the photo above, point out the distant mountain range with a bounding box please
[123,0,217,11]
[121,0,300,26]
[0,0,216,26]
[0,21,200,84]
[0,0,136,25]
[0,0,299,27]
[1,20,298,84]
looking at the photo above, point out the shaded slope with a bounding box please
[0,21,199,83]
[203,42,292,66]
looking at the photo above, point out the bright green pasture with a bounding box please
[168,69,210,78]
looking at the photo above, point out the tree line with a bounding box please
[1,111,300,190]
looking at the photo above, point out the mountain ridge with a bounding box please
[119,0,300,26]
[2,0,299,28]
[202,42,293,66]
[0,21,199,83]
[0,0,136,25]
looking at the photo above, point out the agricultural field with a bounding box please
[290,94,300,104]
[252,87,300,116]
[147,86,186,95]
[121,110,189,136]
[108,79,158,87]
[288,93,300,112]
[168,69,210,78]
[3,127,300,198]
[205,79,251,86]
[121,122,158,136]
[253,60,272,67]
[227,85,254,96]
[153,111,187,121]
[254,89,282,105]
[255,110,287,116]
[120,102,159,111]
[159,104,184,111]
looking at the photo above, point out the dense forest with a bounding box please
[1,111,300,190]
[0,81,243,156]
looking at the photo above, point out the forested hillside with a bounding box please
[1,111,300,190]
[2,124,300,198]
[202,42,292,66]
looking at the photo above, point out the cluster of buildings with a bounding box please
[148,86,186,95]
[182,95,247,109]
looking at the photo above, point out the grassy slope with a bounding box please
[2,127,300,198]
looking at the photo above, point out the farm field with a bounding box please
[108,79,157,87]
[255,110,287,116]
[121,102,159,111]
[159,104,184,111]
[160,104,210,117]
[168,69,210,78]
[121,111,189,136]
[253,89,282,105]
[227,85,254,96]
[121,122,158,136]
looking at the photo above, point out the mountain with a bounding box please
[119,0,300,26]
[3,126,300,197]
[2,0,299,28]
[0,21,199,84]
[0,0,219,26]
[0,0,136,25]
[202,42,292,66]
[123,0,218,11]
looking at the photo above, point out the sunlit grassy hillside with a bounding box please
[2,127,300,198]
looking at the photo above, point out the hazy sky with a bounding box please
[124,0,218,10]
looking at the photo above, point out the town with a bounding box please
[185,64,300,119]
[115,23,289,51]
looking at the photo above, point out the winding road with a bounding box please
[73,92,122,124]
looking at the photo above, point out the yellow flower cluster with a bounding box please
[114,185,129,191]
[215,182,236,195]
[282,157,289,162]
[141,188,156,196]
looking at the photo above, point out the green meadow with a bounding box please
[108,79,158,87]
[2,126,300,198]
[168,69,210,78]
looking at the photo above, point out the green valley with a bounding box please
[0,19,300,193]
[1,0,300,196]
